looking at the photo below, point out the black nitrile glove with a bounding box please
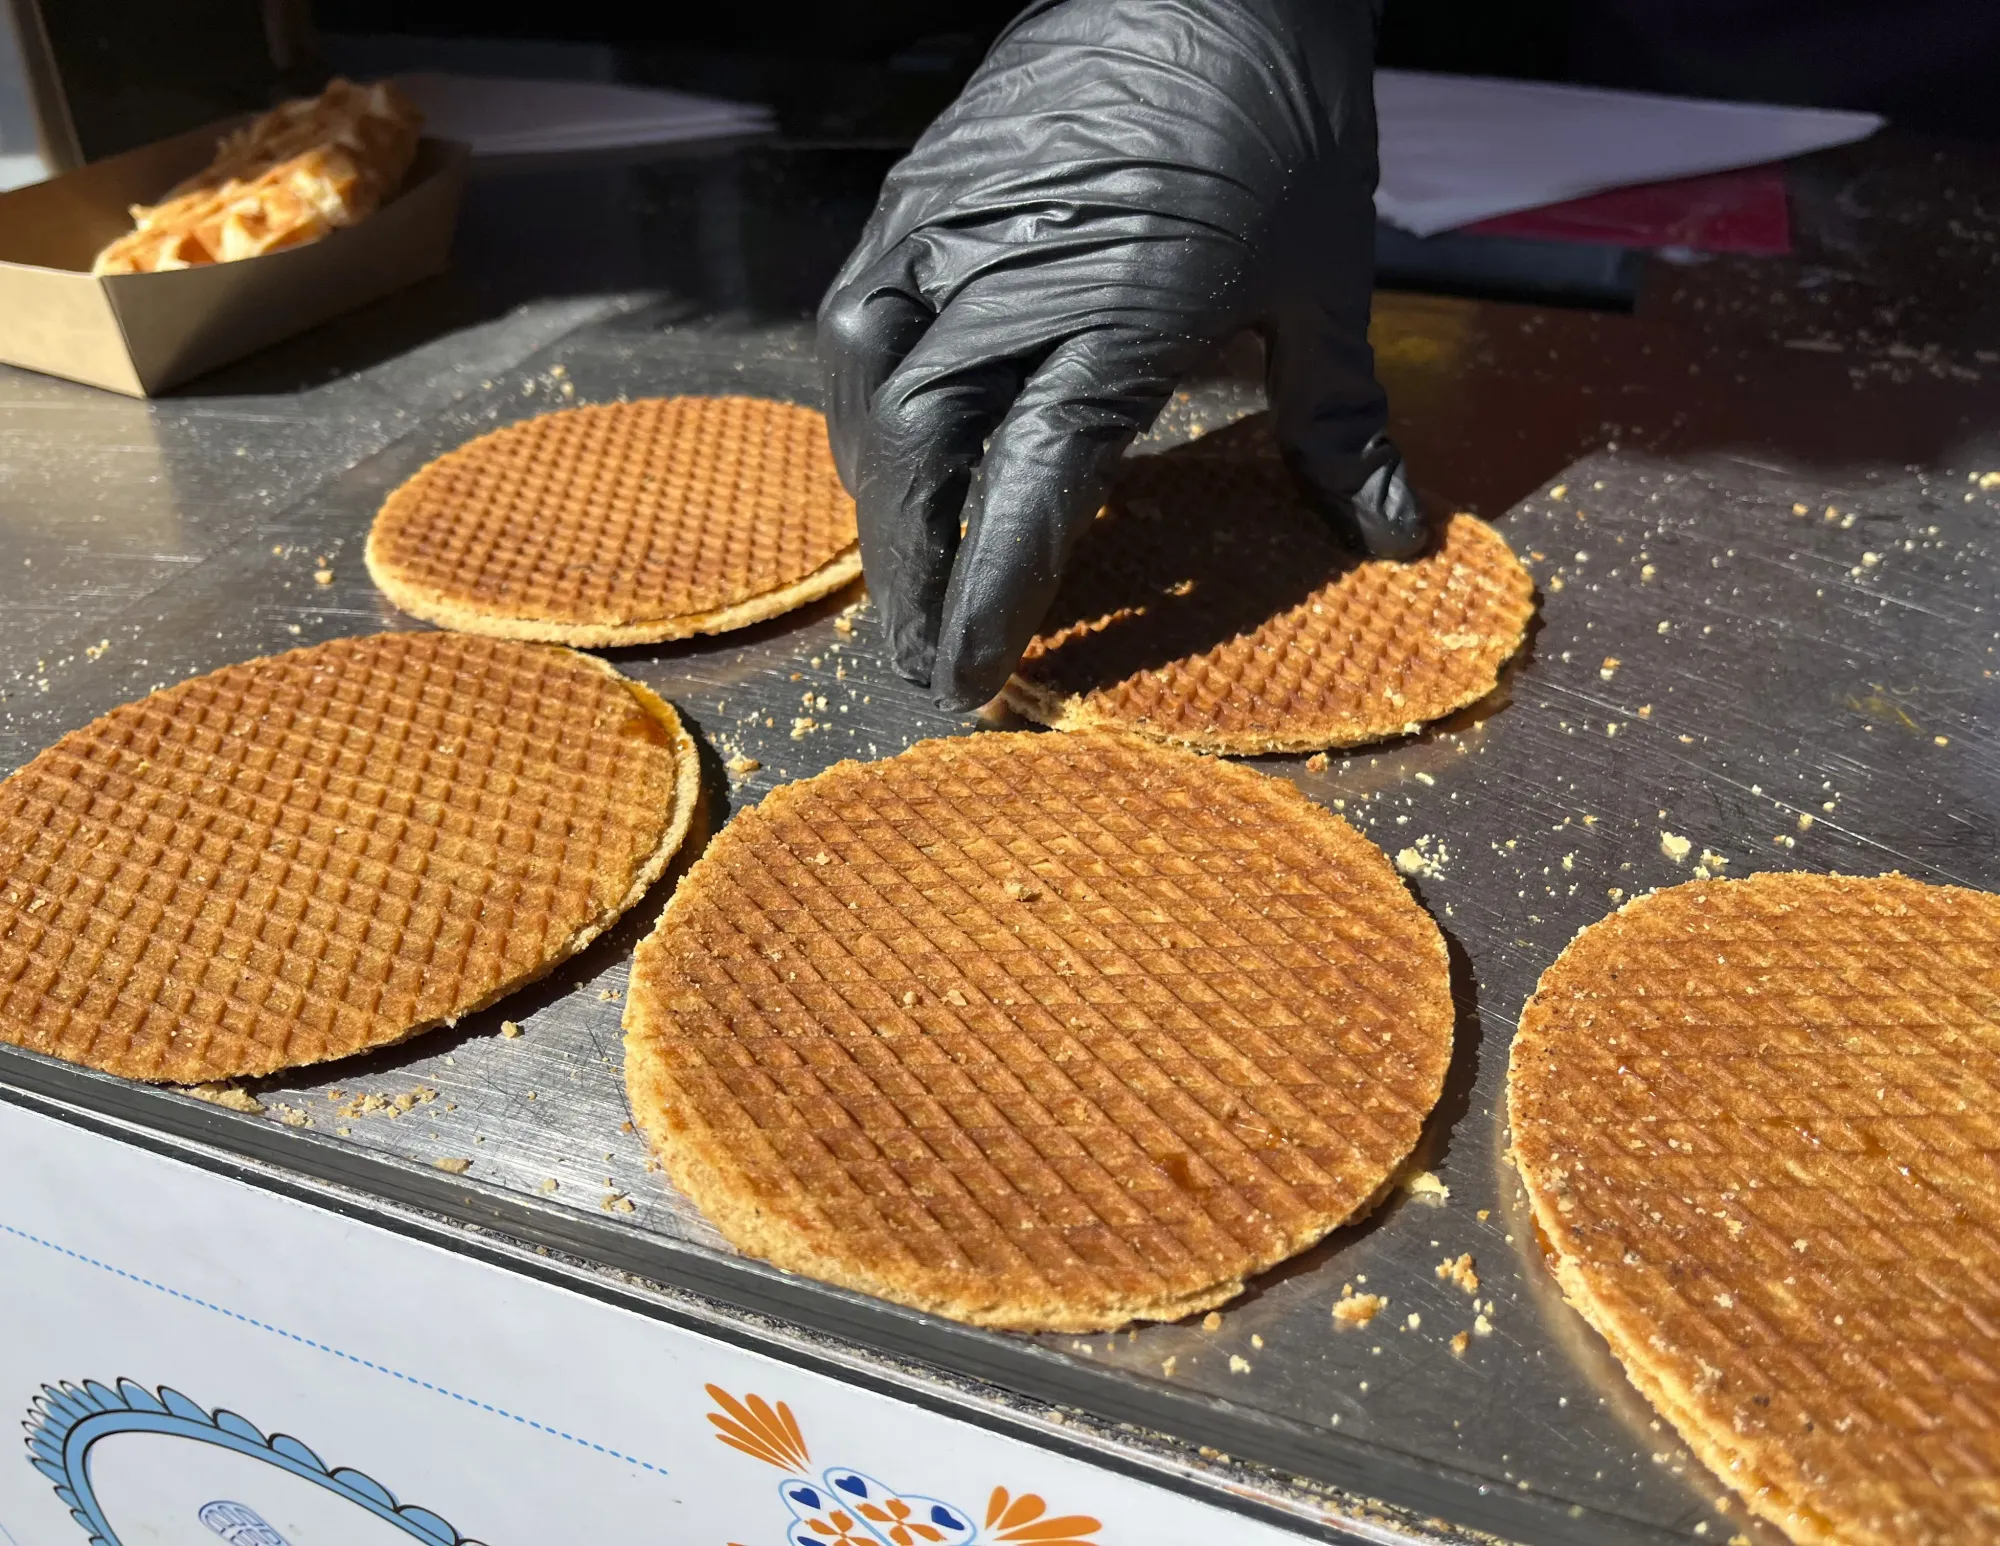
[818,0,1422,711]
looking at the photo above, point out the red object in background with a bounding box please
[1462,163,1792,254]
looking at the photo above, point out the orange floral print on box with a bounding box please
[705,1385,1103,1546]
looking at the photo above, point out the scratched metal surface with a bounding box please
[4,141,2000,1546]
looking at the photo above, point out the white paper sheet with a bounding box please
[1375,69,1883,236]
[392,73,773,159]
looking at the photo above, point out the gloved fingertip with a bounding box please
[1353,475,1428,560]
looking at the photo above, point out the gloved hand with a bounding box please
[818,0,1422,711]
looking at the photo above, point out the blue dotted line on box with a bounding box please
[0,1219,669,1477]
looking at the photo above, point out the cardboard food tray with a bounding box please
[0,121,468,396]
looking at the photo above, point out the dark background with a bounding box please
[308,0,2000,139]
[25,0,2000,167]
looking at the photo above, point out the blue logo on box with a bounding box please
[23,1379,479,1546]
[199,1501,292,1544]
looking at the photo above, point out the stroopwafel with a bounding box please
[1003,425,1535,754]
[366,396,862,645]
[624,730,1454,1331]
[1509,873,2000,1546]
[0,633,699,1084]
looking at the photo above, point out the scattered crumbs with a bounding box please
[1660,831,1692,863]
[620,1120,634,1133]
[271,1103,312,1129]
[1639,564,1657,581]
[1935,735,1951,747]
[901,990,919,1007]
[945,989,969,1007]
[1161,1355,1178,1377]
[1414,770,1435,786]
[500,1020,523,1038]
[1436,1253,1480,1294]
[1792,503,1809,515]
[1405,1170,1450,1206]
[1250,1333,1265,1350]
[1599,657,1620,681]
[1774,834,1797,849]
[1695,849,1729,880]
[727,754,762,775]
[809,851,832,866]
[1334,1288,1386,1328]
[538,1177,559,1193]
[1716,1292,1735,1309]
[601,1192,637,1214]
[1476,1209,1491,1222]
[1549,484,1568,501]
[1860,552,1880,568]
[1450,1331,1471,1357]
[1798,813,1815,831]
[1201,1311,1224,1332]
[433,1157,472,1174]
[1003,878,1042,901]
[1474,1313,1494,1337]
[1304,752,1329,772]
[791,716,817,738]
[596,988,623,1002]
[337,1086,438,1120]
[84,639,110,661]
[1608,887,1626,901]
[1394,835,1449,880]
[184,1083,263,1114]
[1228,1355,1252,1375]
[1404,1312,1422,1331]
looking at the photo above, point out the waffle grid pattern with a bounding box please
[1005,451,1535,753]
[1510,873,2000,1546]
[367,396,859,641]
[0,632,691,1082]
[626,731,1454,1330]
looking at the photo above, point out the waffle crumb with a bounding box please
[727,754,762,774]
[1305,753,1329,772]
[500,1021,523,1038]
[1450,1331,1471,1356]
[1202,1312,1224,1332]
[1660,831,1693,862]
[1436,1253,1479,1294]
[1404,1170,1451,1206]
[433,1156,472,1174]
[185,1083,263,1114]
[1334,1290,1387,1328]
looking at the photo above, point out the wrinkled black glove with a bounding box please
[818,0,1422,711]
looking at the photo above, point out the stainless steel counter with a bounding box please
[2,139,1997,1546]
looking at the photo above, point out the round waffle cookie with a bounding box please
[1002,437,1535,754]
[624,730,1455,1331]
[0,632,700,1084]
[366,396,862,645]
[1509,873,2000,1546]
